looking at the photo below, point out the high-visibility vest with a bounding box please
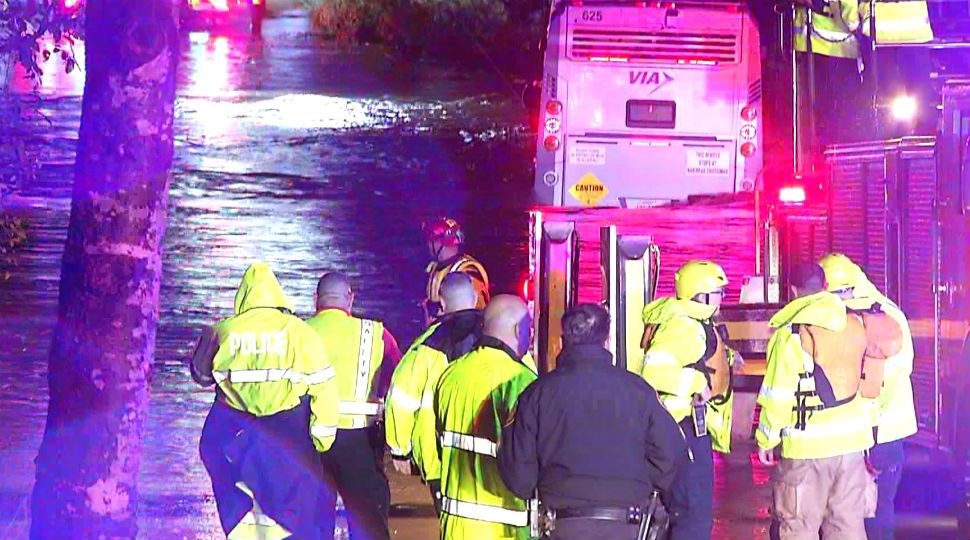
[306,309,387,430]
[435,340,536,539]
[385,322,441,459]
[860,0,933,44]
[640,297,735,453]
[425,253,490,316]
[757,292,875,459]
[212,264,338,452]
[793,1,862,59]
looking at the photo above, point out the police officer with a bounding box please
[431,295,537,539]
[192,262,339,540]
[305,272,403,540]
[385,272,483,515]
[819,253,916,540]
[422,217,490,324]
[640,260,735,540]
[757,263,900,540]
[497,303,685,540]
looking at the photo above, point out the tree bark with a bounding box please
[30,1,179,538]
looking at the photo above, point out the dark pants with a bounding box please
[200,398,326,540]
[428,479,443,517]
[865,440,905,540]
[669,418,714,540]
[320,425,390,540]
[550,518,639,540]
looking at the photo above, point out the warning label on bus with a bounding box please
[686,149,729,176]
[569,173,609,206]
[568,146,606,166]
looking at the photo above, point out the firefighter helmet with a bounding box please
[422,217,465,246]
[675,260,729,300]
[819,253,863,292]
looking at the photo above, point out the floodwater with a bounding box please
[3,11,946,540]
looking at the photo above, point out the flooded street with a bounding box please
[0,11,841,540]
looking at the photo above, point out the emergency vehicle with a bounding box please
[534,0,763,206]
[527,1,970,534]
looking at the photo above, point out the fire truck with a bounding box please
[526,0,970,533]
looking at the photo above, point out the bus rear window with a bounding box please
[626,100,676,129]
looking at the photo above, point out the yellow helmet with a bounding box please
[675,260,728,300]
[818,253,863,291]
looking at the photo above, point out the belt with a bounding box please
[555,506,642,524]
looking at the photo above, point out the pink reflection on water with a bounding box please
[10,34,86,96]
[186,34,232,97]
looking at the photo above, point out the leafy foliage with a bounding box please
[1,0,84,280]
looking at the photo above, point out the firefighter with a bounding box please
[640,260,736,540]
[191,262,338,540]
[433,295,537,540]
[305,272,403,540]
[422,217,490,324]
[497,303,685,540]
[385,272,484,516]
[793,0,867,146]
[818,253,916,540]
[757,262,900,540]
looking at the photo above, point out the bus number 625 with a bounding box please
[582,10,603,21]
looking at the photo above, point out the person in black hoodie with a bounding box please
[498,303,686,540]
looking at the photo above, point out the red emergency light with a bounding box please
[59,0,82,14]
[778,186,807,204]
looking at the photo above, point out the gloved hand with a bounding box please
[758,447,777,466]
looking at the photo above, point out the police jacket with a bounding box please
[497,344,686,510]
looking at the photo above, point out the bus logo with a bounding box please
[629,71,674,95]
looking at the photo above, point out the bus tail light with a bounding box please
[779,186,807,204]
[741,105,757,121]
[546,100,562,115]
[544,136,561,151]
[740,142,757,157]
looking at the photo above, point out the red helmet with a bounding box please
[422,217,465,246]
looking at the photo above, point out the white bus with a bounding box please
[534,0,764,207]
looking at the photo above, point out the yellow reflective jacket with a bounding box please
[385,309,484,481]
[794,1,861,59]
[640,297,734,454]
[210,263,339,454]
[756,292,875,459]
[305,309,387,430]
[847,280,918,443]
[859,0,933,44]
[434,338,537,540]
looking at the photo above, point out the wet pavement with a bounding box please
[0,11,959,540]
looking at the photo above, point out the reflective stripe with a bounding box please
[440,431,498,457]
[311,424,338,439]
[212,366,335,386]
[678,369,701,396]
[440,496,528,527]
[421,391,435,409]
[758,423,781,444]
[339,401,381,416]
[350,320,377,428]
[793,23,855,43]
[643,351,680,367]
[760,386,795,402]
[239,510,280,527]
[389,387,422,412]
[782,417,870,440]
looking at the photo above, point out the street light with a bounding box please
[890,95,918,122]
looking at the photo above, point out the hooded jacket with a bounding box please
[192,262,339,452]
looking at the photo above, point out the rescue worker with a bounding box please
[191,262,339,540]
[497,303,685,540]
[305,272,403,540]
[793,0,867,146]
[385,272,484,515]
[433,295,537,540]
[757,263,900,540]
[818,253,916,540]
[640,260,736,540]
[422,217,490,324]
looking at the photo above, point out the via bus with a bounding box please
[534,0,764,207]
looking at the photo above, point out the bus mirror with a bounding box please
[522,81,541,111]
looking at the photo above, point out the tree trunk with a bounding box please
[30,1,179,538]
